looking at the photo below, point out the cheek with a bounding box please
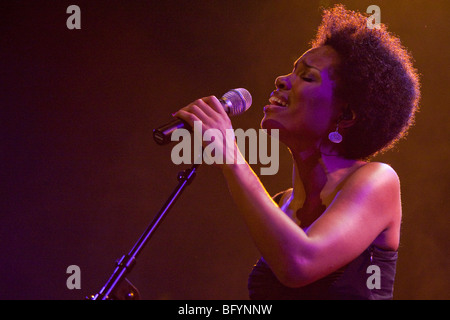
[303,85,334,108]
[300,86,336,126]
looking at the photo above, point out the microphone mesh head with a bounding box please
[222,88,252,116]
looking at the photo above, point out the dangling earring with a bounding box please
[328,123,343,144]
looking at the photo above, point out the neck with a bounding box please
[290,146,363,206]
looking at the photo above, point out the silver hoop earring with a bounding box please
[328,124,343,144]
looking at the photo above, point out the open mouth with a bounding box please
[269,96,289,107]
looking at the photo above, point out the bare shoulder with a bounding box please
[347,161,400,192]
[345,162,402,245]
[336,161,402,226]
[354,162,402,249]
[271,188,292,206]
[279,188,293,204]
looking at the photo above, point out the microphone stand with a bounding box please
[90,162,200,300]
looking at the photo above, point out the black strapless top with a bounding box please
[248,193,398,300]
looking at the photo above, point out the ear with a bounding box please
[338,108,356,128]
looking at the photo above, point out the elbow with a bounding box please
[277,272,312,289]
[273,258,315,288]
[269,242,321,288]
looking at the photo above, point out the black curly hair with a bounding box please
[311,5,421,159]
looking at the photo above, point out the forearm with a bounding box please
[221,152,313,286]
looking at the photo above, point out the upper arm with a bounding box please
[294,162,401,285]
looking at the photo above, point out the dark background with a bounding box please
[1,0,449,300]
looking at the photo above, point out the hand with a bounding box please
[172,96,240,166]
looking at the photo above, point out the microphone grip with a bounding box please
[153,98,231,145]
[153,118,190,145]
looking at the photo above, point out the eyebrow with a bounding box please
[294,60,321,72]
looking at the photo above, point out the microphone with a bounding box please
[153,88,252,145]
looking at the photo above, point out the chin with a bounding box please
[260,118,287,138]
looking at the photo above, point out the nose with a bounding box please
[275,74,291,90]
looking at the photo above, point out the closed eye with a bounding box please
[302,77,313,82]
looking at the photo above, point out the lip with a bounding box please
[263,104,288,113]
[269,91,289,107]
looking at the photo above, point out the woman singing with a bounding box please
[173,5,420,299]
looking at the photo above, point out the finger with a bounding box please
[202,95,228,117]
[172,109,202,128]
[187,97,225,121]
[181,103,218,128]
